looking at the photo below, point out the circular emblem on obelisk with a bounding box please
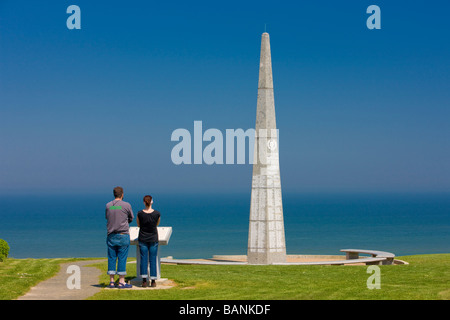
[267,139,277,151]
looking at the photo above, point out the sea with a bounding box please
[1,193,449,259]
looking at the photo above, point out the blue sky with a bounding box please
[1,0,449,194]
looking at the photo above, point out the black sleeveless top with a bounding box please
[137,210,160,243]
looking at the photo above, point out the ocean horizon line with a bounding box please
[1,190,449,197]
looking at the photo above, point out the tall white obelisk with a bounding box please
[247,32,287,264]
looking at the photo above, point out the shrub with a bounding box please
[0,239,10,262]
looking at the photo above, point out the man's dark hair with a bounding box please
[113,186,124,199]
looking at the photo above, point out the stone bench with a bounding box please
[340,249,395,265]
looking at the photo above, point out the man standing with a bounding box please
[105,186,134,288]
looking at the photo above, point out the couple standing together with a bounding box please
[105,186,160,288]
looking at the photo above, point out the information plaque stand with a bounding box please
[129,226,172,285]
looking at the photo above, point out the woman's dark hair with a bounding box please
[143,195,152,207]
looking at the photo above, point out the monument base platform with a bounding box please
[159,250,406,266]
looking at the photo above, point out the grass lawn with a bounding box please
[1,254,449,300]
[88,254,450,300]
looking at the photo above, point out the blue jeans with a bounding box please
[107,233,130,276]
[139,241,158,280]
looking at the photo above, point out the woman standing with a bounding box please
[137,195,160,288]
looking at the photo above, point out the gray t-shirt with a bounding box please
[105,199,134,235]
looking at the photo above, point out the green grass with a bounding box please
[88,254,450,300]
[1,254,449,300]
[0,257,84,300]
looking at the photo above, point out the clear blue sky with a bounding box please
[1,0,449,194]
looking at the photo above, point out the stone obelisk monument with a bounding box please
[247,32,287,264]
